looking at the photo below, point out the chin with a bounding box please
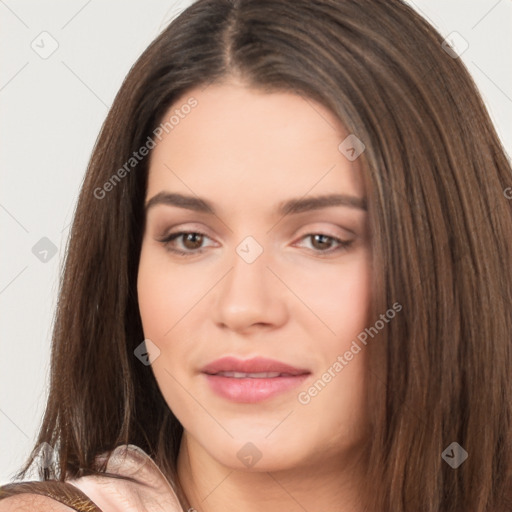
[193,427,314,472]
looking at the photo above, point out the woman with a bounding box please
[1,0,511,510]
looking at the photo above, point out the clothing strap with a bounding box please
[0,480,103,512]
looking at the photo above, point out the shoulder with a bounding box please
[0,479,100,511]
[0,493,75,511]
[66,444,184,512]
[0,444,184,512]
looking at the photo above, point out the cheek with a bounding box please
[290,253,371,341]
[137,247,203,337]
[137,249,194,399]
[137,262,170,338]
[296,267,371,447]
[333,260,371,334]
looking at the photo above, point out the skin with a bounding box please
[137,79,372,512]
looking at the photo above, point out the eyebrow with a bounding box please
[144,192,367,216]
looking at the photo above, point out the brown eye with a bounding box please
[297,233,354,255]
[158,231,213,256]
[181,232,204,250]
[310,234,335,250]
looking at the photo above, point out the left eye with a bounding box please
[296,233,354,254]
[158,231,354,256]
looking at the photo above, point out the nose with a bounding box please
[212,242,288,333]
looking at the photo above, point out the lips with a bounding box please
[201,356,310,377]
[213,371,284,378]
[201,356,311,403]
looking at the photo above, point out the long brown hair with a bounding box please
[9,1,512,510]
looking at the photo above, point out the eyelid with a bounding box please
[157,227,217,246]
[158,222,214,238]
[157,222,354,242]
[292,222,357,241]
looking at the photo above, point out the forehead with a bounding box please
[146,83,365,209]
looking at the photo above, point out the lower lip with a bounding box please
[204,373,310,403]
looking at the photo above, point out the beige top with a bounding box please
[66,444,185,512]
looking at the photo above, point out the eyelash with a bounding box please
[157,230,354,257]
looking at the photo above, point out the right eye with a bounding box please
[157,230,215,256]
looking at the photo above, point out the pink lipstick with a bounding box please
[201,356,311,403]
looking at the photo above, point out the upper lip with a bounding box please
[201,356,310,376]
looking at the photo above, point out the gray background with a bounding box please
[1,0,511,484]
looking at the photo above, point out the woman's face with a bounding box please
[137,81,372,472]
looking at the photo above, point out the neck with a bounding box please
[176,433,368,512]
